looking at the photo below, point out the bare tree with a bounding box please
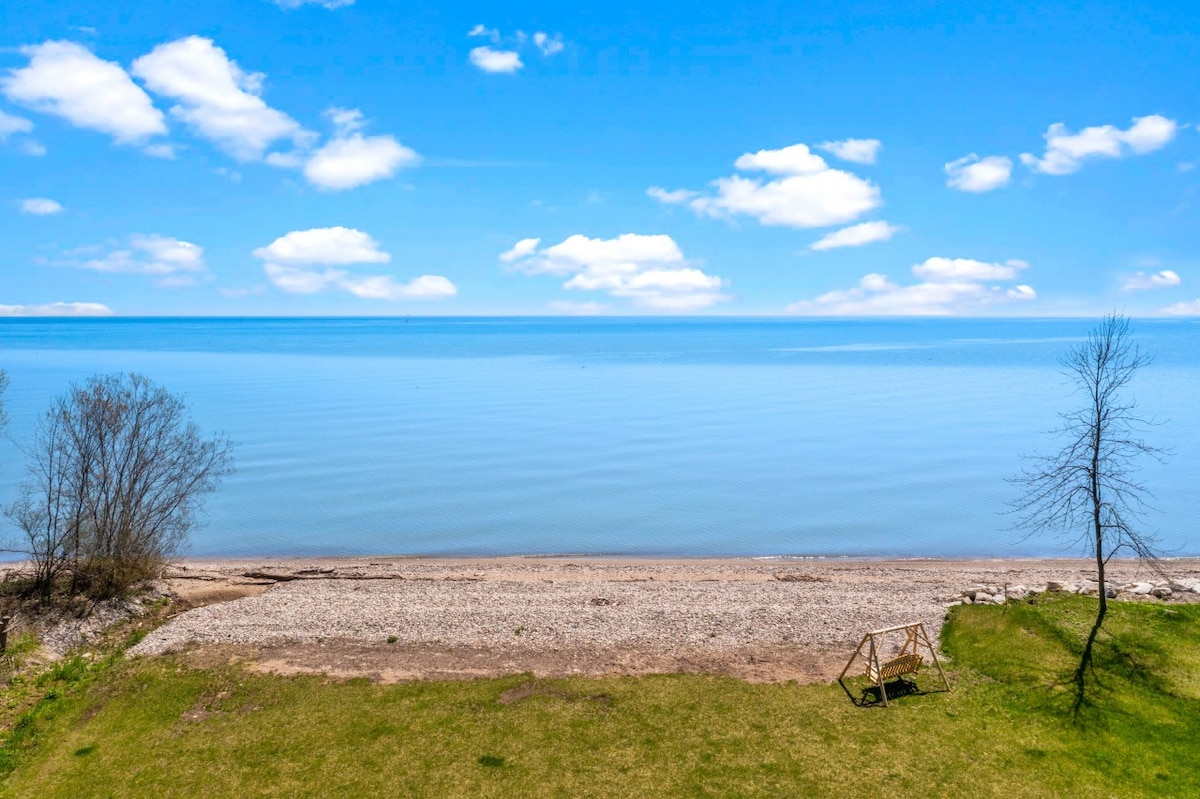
[1010,313,1164,710]
[4,373,233,599]
[5,408,83,602]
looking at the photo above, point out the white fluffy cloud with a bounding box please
[1020,115,1177,176]
[20,197,63,215]
[304,135,416,190]
[467,26,565,73]
[469,47,523,74]
[339,274,457,299]
[733,143,828,175]
[533,32,565,56]
[499,237,541,263]
[144,143,177,159]
[254,226,390,265]
[468,25,501,42]
[255,227,456,301]
[0,302,112,317]
[0,108,34,138]
[75,234,208,287]
[810,221,901,251]
[646,187,699,205]
[502,233,729,311]
[1159,299,1200,316]
[652,142,881,229]
[1123,269,1181,291]
[302,108,418,190]
[132,36,308,161]
[6,37,411,188]
[911,257,1028,282]
[2,41,166,144]
[817,138,882,165]
[787,257,1036,316]
[945,154,1013,192]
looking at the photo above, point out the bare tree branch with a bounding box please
[3,373,234,600]
[1008,314,1167,715]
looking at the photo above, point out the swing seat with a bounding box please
[868,652,923,683]
[838,622,950,707]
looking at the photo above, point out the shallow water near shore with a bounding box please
[1,317,1197,558]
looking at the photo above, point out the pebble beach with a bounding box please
[124,556,1200,683]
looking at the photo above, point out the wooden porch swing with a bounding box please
[837,622,950,706]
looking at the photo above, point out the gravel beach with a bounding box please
[125,556,1200,683]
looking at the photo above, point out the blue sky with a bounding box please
[1,0,1198,316]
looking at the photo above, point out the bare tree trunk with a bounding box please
[1073,397,1108,714]
[1011,315,1163,717]
[1073,509,1107,714]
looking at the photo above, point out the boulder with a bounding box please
[1130,582,1153,595]
[974,592,995,604]
[1151,586,1173,599]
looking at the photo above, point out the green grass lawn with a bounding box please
[3,594,1199,798]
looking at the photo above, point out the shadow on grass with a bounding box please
[837,675,949,708]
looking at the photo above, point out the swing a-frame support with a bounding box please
[837,622,950,706]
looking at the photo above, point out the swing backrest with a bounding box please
[868,652,923,683]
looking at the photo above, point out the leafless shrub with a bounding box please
[4,373,233,600]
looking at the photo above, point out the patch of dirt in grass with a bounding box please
[178,639,848,684]
[178,707,221,724]
[75,701,107,726]
[497,682,614,706]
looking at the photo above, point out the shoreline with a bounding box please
[167,553,1195,566]
[116,555,1200,685]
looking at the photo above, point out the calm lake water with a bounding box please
[1,317,1197,558]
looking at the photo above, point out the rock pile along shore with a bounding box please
[950,575,1200,605]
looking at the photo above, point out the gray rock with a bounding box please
[1130,582,1153,595]
[974,592,995,604]
[1151,586,1173,599]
